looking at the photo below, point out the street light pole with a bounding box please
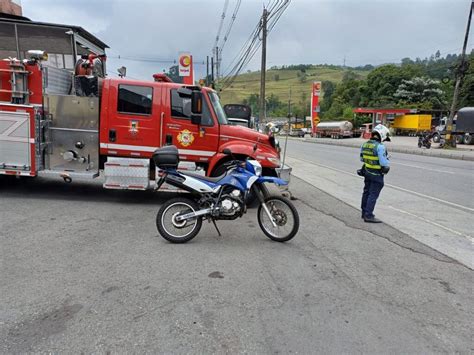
[259,7,268,123]
[445,0,473,146]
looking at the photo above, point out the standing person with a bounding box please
[359,124,391,223]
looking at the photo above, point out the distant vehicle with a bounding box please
[417,131,432,149]
[312,121,353,139]
[433,108,474,145]
[223,104,255,129]
[392,114,432,136]
[289,128,305,137]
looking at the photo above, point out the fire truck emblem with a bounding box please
[177,129,195,147]
[129,120,139,135]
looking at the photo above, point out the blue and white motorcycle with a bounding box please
[153,145,299,243]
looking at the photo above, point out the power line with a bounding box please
[218,0,242,55]
[220,0,291,89]
[213,0,230,52]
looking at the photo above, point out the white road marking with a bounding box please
[388,206,473,243]
[391,162,455,174]
[288,156,474,213]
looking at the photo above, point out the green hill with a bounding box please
[219,65,371,105]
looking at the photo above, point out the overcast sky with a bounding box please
[22,0,473,80]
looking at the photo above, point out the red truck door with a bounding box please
[100,81,161,158]
[161,88,219,164]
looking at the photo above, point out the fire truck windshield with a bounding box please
[208,92,229,125]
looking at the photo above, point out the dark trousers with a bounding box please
[361,172,384,218]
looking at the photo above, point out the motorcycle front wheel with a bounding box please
[156,197,202,243]
[257,195,299,242]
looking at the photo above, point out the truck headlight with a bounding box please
[267,157,281,167]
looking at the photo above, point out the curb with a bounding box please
[302,138,474,161]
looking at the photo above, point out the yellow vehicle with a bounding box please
[392,114,432,136]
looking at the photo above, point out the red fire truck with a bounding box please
[0,52,289,191]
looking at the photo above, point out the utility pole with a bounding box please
[445,0,473,147]
[215,46,220,80]
[206,56,209,86]
[259,7,268,123]
[282,87,291,170]
[211,57,215,89]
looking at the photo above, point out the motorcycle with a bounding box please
[152,145,299,243]
[418,131,432,149]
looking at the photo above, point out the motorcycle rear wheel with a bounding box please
[257,195,299,242]
[156,197,202,243]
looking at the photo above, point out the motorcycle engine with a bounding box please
[218,189,243,218]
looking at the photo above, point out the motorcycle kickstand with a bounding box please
[211,218,222,237]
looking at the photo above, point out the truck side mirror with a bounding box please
[191,91,203,115]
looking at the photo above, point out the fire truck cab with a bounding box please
[0,54,290,191]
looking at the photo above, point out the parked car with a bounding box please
[289,129,305,137]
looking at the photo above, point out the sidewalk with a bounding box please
[301,136,474,161]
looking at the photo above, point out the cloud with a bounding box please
[21,0,473,80]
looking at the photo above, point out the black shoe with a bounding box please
[364,216,382,223]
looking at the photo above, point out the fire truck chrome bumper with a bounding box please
[275,164,291,183]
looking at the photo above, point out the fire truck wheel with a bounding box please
[156,197,202,243]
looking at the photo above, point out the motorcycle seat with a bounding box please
[179,171,226,183]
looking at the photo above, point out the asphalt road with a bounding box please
[0,174,472,353]
[283,139,474,209]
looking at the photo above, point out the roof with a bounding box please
[353,107,417,114]
[0,16,109,49]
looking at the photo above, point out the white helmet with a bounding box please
[372,124,391,142]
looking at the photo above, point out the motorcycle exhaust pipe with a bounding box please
[175,208,212,222]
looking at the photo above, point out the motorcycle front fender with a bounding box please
[256,176,288,186]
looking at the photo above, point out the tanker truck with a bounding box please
[312,121,354,139]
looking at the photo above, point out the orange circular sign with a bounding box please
[179,55,191,67]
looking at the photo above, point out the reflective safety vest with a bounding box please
[361,140,382,171]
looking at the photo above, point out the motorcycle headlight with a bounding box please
[248,160,262,176]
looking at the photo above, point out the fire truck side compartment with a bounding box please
[0,110,32,172]
[43,94,99,175]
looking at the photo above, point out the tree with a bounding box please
[164,65,182,83]
[365,64,423,106]
[394,77,445,108]
[242,94,260,117]
[320,81,336,117]
[297,70,308,83]
[458,54,474,107]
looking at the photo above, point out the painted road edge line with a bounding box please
[388,206,473,243]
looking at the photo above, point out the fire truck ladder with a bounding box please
[0,60,32,104]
